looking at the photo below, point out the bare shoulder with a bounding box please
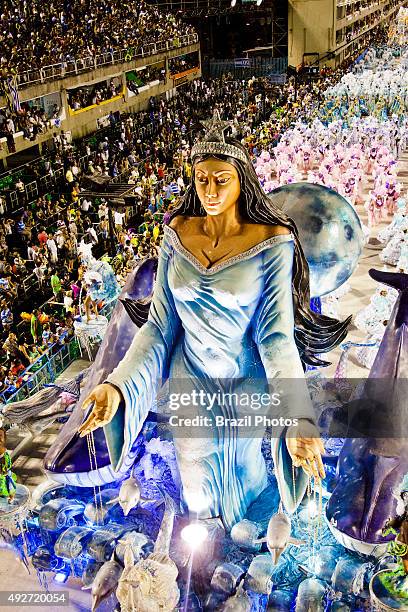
[168,215,185,230]
[169,215,200,236]
[246,223,291,240]
[267,225,291,237]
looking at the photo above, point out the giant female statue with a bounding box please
[58,117,351,530]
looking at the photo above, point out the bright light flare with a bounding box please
[181,523,209,550]
[54,572,69,583]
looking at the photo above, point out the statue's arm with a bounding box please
[104,238,181,470]
[253,239,315,415]
[253,239,316,511]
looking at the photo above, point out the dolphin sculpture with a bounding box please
[87,553,123,612]
[326,269,408,551]
[254,504,305,564]
[106,471,162,516]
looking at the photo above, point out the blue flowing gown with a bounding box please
[104,225,314,529]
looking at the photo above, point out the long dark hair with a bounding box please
[171,137,351,367]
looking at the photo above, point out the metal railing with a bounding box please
[20,272,40,300]
[15,34,198,89]
[2,337,81,404]
[1,161,91,215]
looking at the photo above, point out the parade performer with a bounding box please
[378,197,407,244]
[76,114,350,530]
[381,228,408,266]
[77,241,121,321]
[385,179,402,216]
[365,189,385,227]
[397,238,408,274]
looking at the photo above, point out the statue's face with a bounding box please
[194,158,241,217]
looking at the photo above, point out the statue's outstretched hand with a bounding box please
[285,418,325,480]
[78,384,123,437]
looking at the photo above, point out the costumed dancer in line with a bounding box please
[354,285,398,370]
[396,238,408,274]
[354,286,398,335]
[321,277,354,321]
[76,114,351,530]
[365,188,386,228]
[381,228,408,267]
[385,179,403,217]
[377,197,407,245]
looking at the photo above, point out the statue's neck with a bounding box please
[202,206,242,241]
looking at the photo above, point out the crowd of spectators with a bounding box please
[0,191,93,399]
[0,102,61,150]
[0,0,196,75]
[68,78,123,111]
[0,184,182,401]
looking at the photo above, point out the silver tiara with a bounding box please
[191,110,247,164]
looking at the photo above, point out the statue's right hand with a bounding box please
[78,384,123,438]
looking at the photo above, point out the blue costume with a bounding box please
[104,226,313,529]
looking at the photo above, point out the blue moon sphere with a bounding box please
[268,182,364,298]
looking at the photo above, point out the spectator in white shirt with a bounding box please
[55,230,65,250]
[15,178,25,193]
[64,291,74,313]
[33,263,47,287]
[6,118,15,133]
[71,163,80,178]
[27,242,37,261]
[177,175,185,193]
[46,234,58,263]
[114,210,126,234]
[68,220,78,242]
[81,198,92,212]
[86,225,98,245]
[98,202,109,221]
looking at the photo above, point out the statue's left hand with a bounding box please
[285,418,325,480]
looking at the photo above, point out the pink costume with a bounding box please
[302,147,313,172]
[365,189,385,227]
[385,180,401,216]
[365,146,378,175]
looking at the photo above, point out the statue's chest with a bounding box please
[169,251,264,311]
[181,237,243,269]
